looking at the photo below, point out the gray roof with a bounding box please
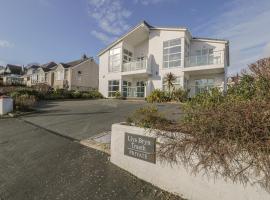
[5,64,23,75]
[41,62,57,72]
[61,56,91,69]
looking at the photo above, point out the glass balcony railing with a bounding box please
[186,51,224,67]
[122,59,147,72]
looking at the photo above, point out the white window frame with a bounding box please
[163,38,182,68]
[194,78,215,94]
[109,48,121,73]
[108,80,120,97]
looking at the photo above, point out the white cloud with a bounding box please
[88,0,131,36]
[134,0,166,5]
[87,0,167,44]
[0,40,13,48]
[91,30,116,44]
[194,0,270,75]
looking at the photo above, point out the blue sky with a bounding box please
[0,0,269,74]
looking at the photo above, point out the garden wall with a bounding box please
[110,123,270,200]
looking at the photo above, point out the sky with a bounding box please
[0,0,270,75]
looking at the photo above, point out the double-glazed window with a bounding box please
[163,38,182,68]
[108,80,119,97]
[109,48,121,72]
[162,76,182,91]
[195,79,214,94]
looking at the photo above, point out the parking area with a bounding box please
[21,99,182,141]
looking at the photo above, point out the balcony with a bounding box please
[183,50,225,73]
[122,59,151,77]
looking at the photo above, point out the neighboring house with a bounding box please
[51,55,99,91]
[98,21,230,98]
[0,64,25,85]
[29,56,99,91]
[30,62,57,86]
[24,64,40,87]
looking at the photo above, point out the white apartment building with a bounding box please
[98,21,229,98]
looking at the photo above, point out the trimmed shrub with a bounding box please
[127,106,171,128]
[147,89,170,103]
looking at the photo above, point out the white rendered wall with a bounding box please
[98,29,228,97]
[111,123,270,200]
[0,97,13,115]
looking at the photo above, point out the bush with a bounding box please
[130,57,270,192]
[127,106,171,128]
[71,90,82,99]
[13,94,37,111]
[113,91,122,99]
[172,88,189,102]
[147,89,170,103]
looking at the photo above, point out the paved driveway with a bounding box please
[22,99,181,140]
[0,118,182,200]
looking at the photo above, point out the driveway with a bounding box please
[22,99,182,140]
[0,118,182,200]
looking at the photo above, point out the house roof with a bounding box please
[61,56,92,69]
[98,21,152,56]
[98,20,229,56]
[40,62,57,72]
[5,64,23,75]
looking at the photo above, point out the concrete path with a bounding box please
[0,118,183,200]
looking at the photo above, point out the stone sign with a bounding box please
[124,132,156,164]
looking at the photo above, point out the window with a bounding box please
[109,48,121,72]
[163,38,182,68]
[195,79,214,94]
[195,48,214,65]
[108,80,120,97]
[77,71,82,81]
[163,76,182,91]
[64,69,69,79]
[57,70,64,81]
[123,49,133,63]
[136,81,145,98]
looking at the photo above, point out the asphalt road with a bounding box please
[0,118,183,200]
[21,99,182,140]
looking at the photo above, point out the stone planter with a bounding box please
[0,96,13,115]
[110,123,270,200]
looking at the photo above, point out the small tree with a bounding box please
[164,72,176,98]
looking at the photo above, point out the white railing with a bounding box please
[186,51,224,67]
[122,59,147,72]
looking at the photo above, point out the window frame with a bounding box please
[109,48,121,73]
[108,80,120,97]
[163,38,182,69]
